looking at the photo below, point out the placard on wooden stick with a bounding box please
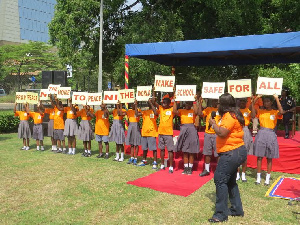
[256,77,283,95]
[103,91,119,104]
[72,92,87,105]
[57,87,71,99]
[40,89,50,101]
[175,85,196,101]
[15,92,27,103]
[227,79,251,98]
[118,89,135,103]
[136,86,152,101]
[87,93,102,106]
[26,92,39,104]
[154,75,175,92]
[48,84,61,95]
[201,82,225,99]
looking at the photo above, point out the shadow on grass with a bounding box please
[0,136,12,141]
[206,191,216,204]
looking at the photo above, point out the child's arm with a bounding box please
[38,101,45,113]
[149,98,158,116]
[117,101,126,116]
[273,94,284,115]
[198,96,204,117]
[101,102,109,118]
[134,100,142,117]
[173,96,179,116]
[85,105,94,118]
[50,94,56,108]
[25,103,30,114]
[14,102,17,113]
[193,94,199,116]
[69,98,77,115]
[250,95,261,118]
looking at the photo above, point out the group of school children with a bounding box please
[14,92,284,184]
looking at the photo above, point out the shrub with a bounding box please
[0,112,20,133]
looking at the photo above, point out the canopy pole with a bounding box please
[124,55,129,130]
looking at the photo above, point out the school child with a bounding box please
[14,102,31,150]
[126,101,142,165]
[236,98,253,182]
[29,101,45,151]
[251,94,283,186]
[135,98,159,168]
[52,96,66,153]
[63,98,78,155]
[92,102,110,159]
[44,105,56,151]
[77,105,94,157]
[152,97,175,173]
[198,98,221,176]
[173,99,200,175]
[246,95,263,136]
[109,101,126,162]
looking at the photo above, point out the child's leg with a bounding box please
[23,138,26,147]
[134,145,139,158]
[143,150,148,161]
[116,143,119,153]
[83,141,87,150]
[57,140,61,149]
[26,138,30,147]
[87,141,91,150]
[114,144,120,160]
[130,145,134,157]
[36,139,39,150]
[160,149,165,169]
[98,141,103,154]
[241,160,247,181]
[265,158,272,185]
[168,151,173,167]
[40,140,43,146]
[153,150,157,162]
[105,142,109,153]
[256,157,263,184]
[182,152,189,174]
[68,137,72,148]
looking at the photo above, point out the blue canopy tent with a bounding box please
[125,32,300,66]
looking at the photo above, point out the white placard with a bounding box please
[227,79,251,98]
[26,92,39,104]
[40,89,50,101]
[87,93,102,106]
[72,92,87,105]
[175,85,196,101]
[154,75,175,92]
[118,89,135,103]
[103,91,119,104]
[136,86,152,101]
[15,92,27,103]
[48,84,61,94]
[57,87,71,99]
[256,77,283,95]
[201,82,225,99]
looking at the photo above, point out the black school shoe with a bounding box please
[208,217,228,223]
[182,167,188,175]
[96,153,104,158]
[104,154,109,159]
[199,169,210,177]
[186,167,193,175]
[85,153,91,157]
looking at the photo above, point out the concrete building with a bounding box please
[0,0,56,45]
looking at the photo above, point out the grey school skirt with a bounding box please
[253,127,279,159]
[64,119,78,137]
[175,123,200,153]
[126,122,141,146]
[109,120,125,145]
[18,120,31,139]
[32,124,44,140]
[48,119,54,137]
[243,126,253,155]
[78,120,94,141]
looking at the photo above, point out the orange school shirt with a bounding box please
[54,107,64,130]
[246,97,263,111]
[95,110,109,136]
[77,108,94,121]
[29,112,44,124]
[112,108,126,120]
[216,112,244,153]
[202,107,221,134]
[44,108,55,120]
[240,108,251,127]
[64,107,77,119]
[178,109,195,124]
[141,109,158,137]
[127,109,141,123]
[157,105,173,135]
[256,109,283,130]
[14,111,30,121]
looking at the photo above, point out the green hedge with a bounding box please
[0,111,20,133]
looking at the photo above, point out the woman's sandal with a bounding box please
[208,217,227,223]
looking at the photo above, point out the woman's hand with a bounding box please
[209,117,216,126]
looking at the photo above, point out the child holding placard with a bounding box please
[251,94,283,186]
[135,98,159,168]
[29,101,45,151]
[198,98,220,177]
[44,104,56,151]
[14,102,31,150]
[126,101,142,165]
[109,102,126,162]
[152,97,175,173]
[52,96,66,153]
[236,98,253,182]
[77,105,94,157]
[92,102,110,159]
[173,99,200,175]
[63,98,78,155]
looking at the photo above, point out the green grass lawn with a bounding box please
[0,133,299,224]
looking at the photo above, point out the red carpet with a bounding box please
[127,169,214,197]
[266,176,300,200]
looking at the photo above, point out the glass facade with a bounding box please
[18,0,56,42]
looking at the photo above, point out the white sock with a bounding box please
[265,173,271,184]
[63,148,67,151]
[72,148,76,154]
[205,163,210,172]
[242,172,246,180]
[85,149,88,153]
[256,173,261,183]
[184,163,188,168]
[154,161,157,164]
[53,145,57,150]
[23,146,26,149]
[236,173,240,180]
[116,152,119,159]
[161,165,165,169]
[169,166,173,171]
[88,150,91,154]
[131,157,134,159]
[189,163,193,168]
[121,152,124,158]
[106,153,109,155]
[36,146,40,150]
[59,148,62,151]
[68,148,72,154]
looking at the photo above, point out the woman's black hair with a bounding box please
[218,93,245,126]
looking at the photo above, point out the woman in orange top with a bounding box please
[173,98,200,175]
[77,105,94,157]
[126,101,142,165]
[208,93,247,223]
[251,94,283,186]
[109,102,126,162]
[29,101,45,151]
[63,98,78,155]
[14,102,31,150]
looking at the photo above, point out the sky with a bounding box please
[126,0,142,11]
